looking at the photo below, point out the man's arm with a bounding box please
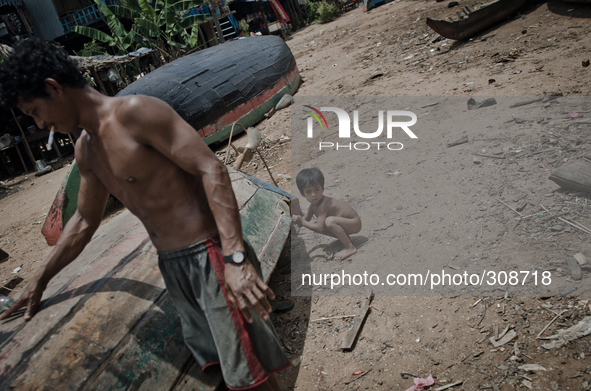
[0,149,109,321]
[118,96,274,322]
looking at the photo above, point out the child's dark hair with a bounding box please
[0,39,86,109]
[296,168,324,194]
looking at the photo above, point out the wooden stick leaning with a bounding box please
[47,126,55,151]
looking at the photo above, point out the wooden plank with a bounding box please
[173,361,223,391]
[549,160,591,193]
[5,242,165,390]
[0,213,148,387]
[83,293,195,390]
[258,214,290,283]
[341,294,372,350]
[240,188,283,253]
[232,176,258,209]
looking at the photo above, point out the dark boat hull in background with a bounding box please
[426,0,528,40]
[117,35,300,145]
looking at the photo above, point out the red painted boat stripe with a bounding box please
[198,67,299,139]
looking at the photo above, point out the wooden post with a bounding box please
[90,67,108,95]
[10,109,36,169]
[14,5,34,37]
[197,25,207,49]
[286,0,301,30]
[293,0,305,23]
[208,0,226,43]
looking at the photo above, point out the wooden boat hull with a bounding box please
[0,168,291,391]
[116,35,300,145]
[426,0,528,40]
[42,36,299,246]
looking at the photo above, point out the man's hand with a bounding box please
[0,276,45,321]
[292,215,303,227]
[224,261,275,323]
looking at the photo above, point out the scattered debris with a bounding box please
[341,293,373,350]
[496,198,522,217]
[560,287,577,297]
[472,153,505,159]
[542,316,591,349]
[490,329,517,347]
[557,217,591,236]
[34,166,53,177]
[264,107,276,118]
[310,314,355,322]
[518,364,547,372]
[583,59,590,68]
[275,94,294,110]
[567,257,582,280]
[447,136,469,148]
[549,160,591,193]
[0,248,8,263]
[434,380,463,391]
[537,309,568,339]
[467,97,497,110]
[404,376,434,391]
[344,368,372,385]
[574,253,587,266]
[510,98,544,108]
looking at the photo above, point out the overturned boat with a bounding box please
[426,0,528,40]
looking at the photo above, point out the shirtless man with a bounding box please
[292,168,362,261]
[0,39,287,391]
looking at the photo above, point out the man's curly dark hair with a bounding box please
[0,39,86,109]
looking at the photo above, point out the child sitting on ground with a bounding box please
[292,168,362,261]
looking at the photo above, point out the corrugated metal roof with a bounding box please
[0,0,23,7]
[23,0,63,40]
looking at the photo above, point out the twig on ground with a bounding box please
[497,198,522,217]
[540,204,554,216]
[557,217,591,235]
[311,314,356,322]
[537,309,568,339]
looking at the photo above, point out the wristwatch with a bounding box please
[223,251,246,265]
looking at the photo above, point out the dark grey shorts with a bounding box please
[157,236,289,390]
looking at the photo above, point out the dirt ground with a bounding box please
[2,0,591,389]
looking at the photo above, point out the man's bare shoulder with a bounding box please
[112,95,174,127]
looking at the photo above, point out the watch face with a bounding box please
[232,252,245,263]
